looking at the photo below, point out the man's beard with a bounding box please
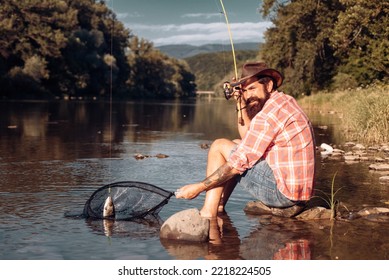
[245,92,270,120]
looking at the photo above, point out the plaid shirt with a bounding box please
[228,90,315,201]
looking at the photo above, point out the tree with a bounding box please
[127,37,195,99]
[330,0,389,85]
[259,0,387,95]
[260,0,341,96]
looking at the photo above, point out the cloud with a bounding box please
[127,21,273,46]
[181,13,222,19]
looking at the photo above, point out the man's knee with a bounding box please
[209,138,236,156]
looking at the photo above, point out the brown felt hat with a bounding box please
[232,62,283,88]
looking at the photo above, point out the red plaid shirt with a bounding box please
[228,90,315,201]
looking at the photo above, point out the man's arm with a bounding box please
[175,163,240,199]
[202,163,239,189]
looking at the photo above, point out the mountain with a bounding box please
[157,42,261,59]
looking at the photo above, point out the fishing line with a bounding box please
[219,0,238,80]
[218,0,245,125]
[214,0,228,77]
[109,0,114,162]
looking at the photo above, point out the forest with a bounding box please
[0,0,196,100]
[0,0,387,99]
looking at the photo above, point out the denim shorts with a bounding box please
[235,159,295,208]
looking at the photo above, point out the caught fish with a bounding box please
[103,195,115,218]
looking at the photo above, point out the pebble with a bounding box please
[369,163,389,171]
[379,176,389,183]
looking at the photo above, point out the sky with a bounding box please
[105,0,273,46]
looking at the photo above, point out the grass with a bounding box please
[299,84,389,144]
[314,172,344,220]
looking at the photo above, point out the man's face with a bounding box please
[241,77,272,119]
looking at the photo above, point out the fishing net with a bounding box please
[82,181,174,220]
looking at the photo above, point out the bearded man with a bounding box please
[176,62,316,219]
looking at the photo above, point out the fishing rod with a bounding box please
[219,0,238,80]
[219,0,245,126]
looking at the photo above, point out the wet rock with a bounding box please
[379,176,389,183]
[160,208,209,242]
[344,142,356,147]
[134,153,146,160]
[369,163,389,171]
[200,143,210,149]
[344,155,360,161]
[295,207,332,220]
[134,153,169,160]
[364,214,389,223]
[155,153,169,158]
[374,157,385,162]
[352,144,366,150]
[357,207,389,216]
[244,201,304,218]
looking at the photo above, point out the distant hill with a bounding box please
[157,42,261,59]
[184,49,260,93]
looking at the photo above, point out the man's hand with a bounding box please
[175,182,206,199]
[176,163,239,200]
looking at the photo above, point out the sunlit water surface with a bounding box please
[0,99,388,259]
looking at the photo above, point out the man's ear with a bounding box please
[266,79,274,92]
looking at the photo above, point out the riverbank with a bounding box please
[299,84,389,145]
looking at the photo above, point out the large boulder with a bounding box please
[160,208,209,242]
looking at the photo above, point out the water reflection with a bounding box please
[160,213,241,260]
[85,217,163,239]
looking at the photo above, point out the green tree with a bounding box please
[330,0,389,86]
[260,0,341,96]
[1,0,196,99]
[259,0,388,95]
[127,37,195,99]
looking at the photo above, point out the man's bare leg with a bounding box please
[200,139,237,218]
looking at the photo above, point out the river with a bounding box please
[0,99,388,259]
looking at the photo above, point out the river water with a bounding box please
[0,99,388,260]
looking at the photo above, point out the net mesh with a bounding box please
[83,181,174,220]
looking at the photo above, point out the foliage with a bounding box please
[258,0,388,97]
[0,0,195,99]
[185,50,259,95]
[126,37,196,99]
[315,172,342,220]
[299,84,389,144]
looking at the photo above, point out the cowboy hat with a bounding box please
[232,62,283,88]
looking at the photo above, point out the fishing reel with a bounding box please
[223,81,242,100]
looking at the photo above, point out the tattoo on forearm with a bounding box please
[202,164,236,189]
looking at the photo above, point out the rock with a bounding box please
[344,142,356,147]
[357,207,389,216]
[344,155,360,161]
[134,153,148,160]
[379,176,389,183]
[352,144,366,150]
[155,153,169,158]
[364,214,389,223]
[160,208,209,242]
[200,143,210,149]
[369,163,389,171]
[244,201,305,218]
[320,143,334,153]
[375,157,385,162]
[295,207,333,220]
